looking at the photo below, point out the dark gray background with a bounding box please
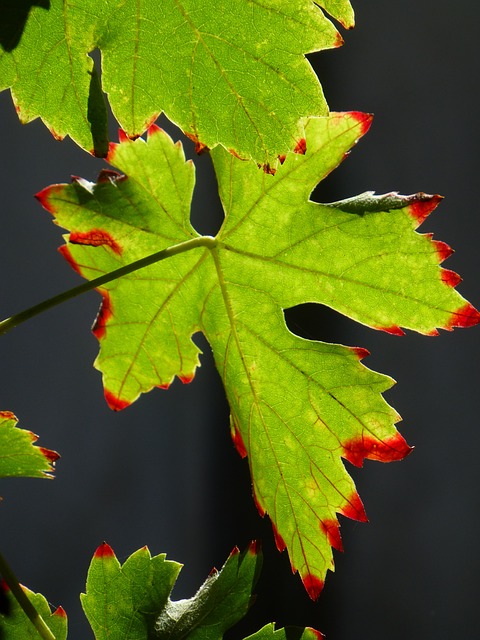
[1,2,479,638]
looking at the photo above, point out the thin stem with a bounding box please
[0,236,216,336]
[0,551,56,640]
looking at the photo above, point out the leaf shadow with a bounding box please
[0,0,50,52]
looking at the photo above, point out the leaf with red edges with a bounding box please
[0,0,349,165]
[39,112,479,598]
[0,583,67,640]
[0,411,59,489]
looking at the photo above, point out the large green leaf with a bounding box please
[38,111,480,595]
[0,411,58,484]
[0,0,347,164]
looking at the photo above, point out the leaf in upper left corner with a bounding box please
[0,411,59,485]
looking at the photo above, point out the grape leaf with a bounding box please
[37,111,480,595]
[0,411,59,485]
[0,0,346,165]
[81,541,318,640]
[0,582,67,640]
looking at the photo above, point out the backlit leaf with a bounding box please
[0,0,346,164]
[0,411,59,486]
[38,112,480,595]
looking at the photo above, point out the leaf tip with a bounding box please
[147,123,162,138]
[104,389,130,412]
[440,268,462,288]
[408,193,443,227]
[339,491,368,523]
[305,627,325,640]
[377,325,405,336]
[351,346,370,361]
[432,239,454,263]
[39,447,60,465]
[92,290,113,340]
[35,185,62,214]
[94,542,115,559]
[320,519,343,552]
[343,432,412,467]
[271,522,286,553]
[302,574,324,601]
[294,138,307,155]
[447,302,480,329]
[247,539,261,555]
[185,131,209,154]
[179,373,195,385]
[348,111,374,137]
[231,422,248,458]
[53,606,67,619]
[118,129,130,143]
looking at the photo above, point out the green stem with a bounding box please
[0,236,216,336]
[0,552,56,640]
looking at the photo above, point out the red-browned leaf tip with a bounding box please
[377,325,405,336]
[53,606,67,618]
[271,522,287,553]
[39,447,60,464]
[58,245,82,275]
[348,111,374,137]
[425,328,440,336]
[441,268,462,288]
[92,290,113,340]
[147,123,162,137]
[184,131,209,155]
[334,32,344,48]
[320,519,343,552]
[231,423,248,458]
[407,194,443,228]
[0,410,16,420]
[343,432,412,468]
[432,239,454,263]
[302,574,324,601]
[96,169,123,183]
[306,627,325,640]
[157,382,171,390]
[248,539,261,555]
[447,302,480,329]
[293,138,307,155]
[48,126,63,141]
[228,546,241,559]
[94,542,115,559]
[351,346,370,361]
[106,142,119,162]
[338,491,368,522]
[69,229,123,255]
[253,491,266,517]
[262,162,276,175]
[227,148,245,161]
[35,185,63,215]
[118,129,129,143]
[278,154,287,165]
[104,389,130,412]
[208,567,219,578]
[179,373,195,385]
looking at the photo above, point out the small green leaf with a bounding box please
[81,543,181,640]
[0,583,67,640]
[246,624,323,640]
[0,411,59,484]
[39,112,480,595]
[0,0,345,164]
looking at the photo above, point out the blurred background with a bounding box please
[1,1,479,638]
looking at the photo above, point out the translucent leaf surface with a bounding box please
[38,112,480,595]
[0,411,58,484]
[0,583,67,640]
[81,542,315,639]
[0,0,346,164]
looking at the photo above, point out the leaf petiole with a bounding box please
[0,236,217,336]
[0,551,56,640]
